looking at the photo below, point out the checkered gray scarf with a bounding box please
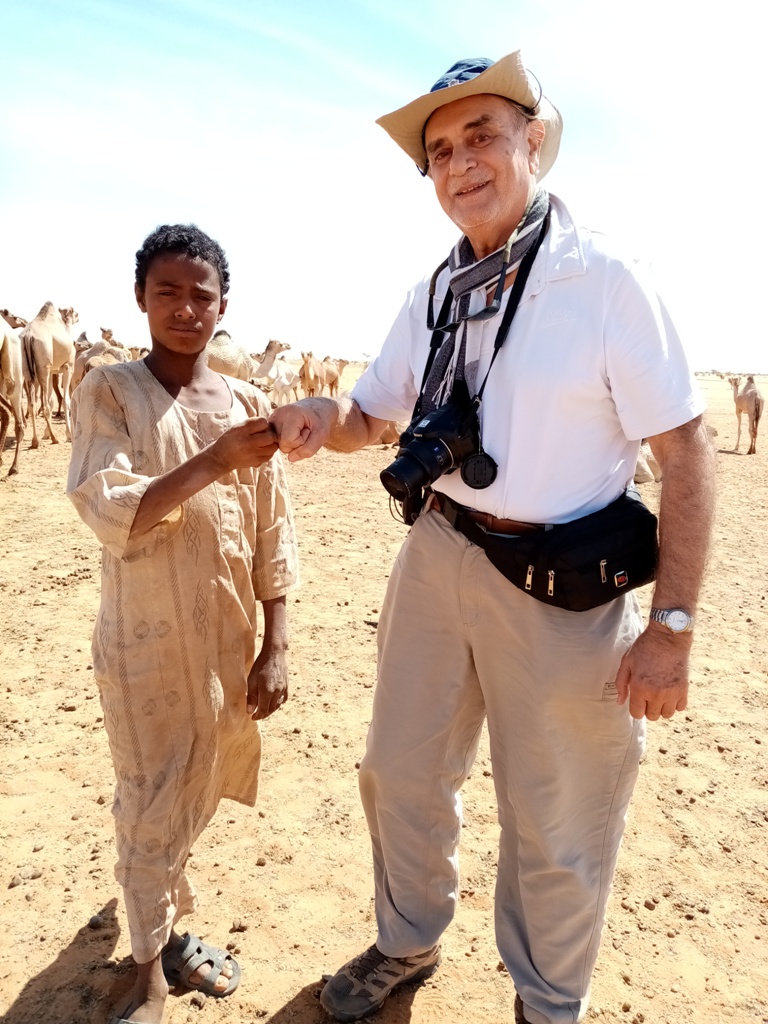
[421,188,549,413]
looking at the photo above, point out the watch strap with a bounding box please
[649,607,694,632]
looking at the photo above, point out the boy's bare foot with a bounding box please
[111,955,168,1023]
[111,931,236,1022]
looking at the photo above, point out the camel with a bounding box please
[19,302,79,446]
[250,339,290,380]
[633,440,662,484]
[322,357,350,398]
[71,338,131,391]
[49,332,91,413]
[43,330,100,418]
[728,376,764,455]
[205,331,289,382]
[69,333,91,361]
[206,330,255,380]
[299,352,326,397]
[97,328,146,363]
[84,350,130,375]
[0,310,27,330]
[26,308,81,426]
[271,359,301,407]
[374,420,406,446]
[0,395,10,470]
[0,310,27,475]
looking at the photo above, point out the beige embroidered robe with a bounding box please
[67,360,298,960]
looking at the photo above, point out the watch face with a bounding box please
[666,609,690,632]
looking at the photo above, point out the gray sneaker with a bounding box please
[320,943,441,1021]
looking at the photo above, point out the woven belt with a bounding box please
[430,491,545,536]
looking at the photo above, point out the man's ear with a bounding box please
[217,297,228,322]
[527,119,545,171]
[135,283,147,313]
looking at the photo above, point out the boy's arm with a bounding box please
[130,418,278,538]
[246,596,288,719]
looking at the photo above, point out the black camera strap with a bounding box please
[414,204,551,418]
[411,287,453,422]
[474,204,551,403]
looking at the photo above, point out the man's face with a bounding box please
[135,253,227,356]
[424,93,543,256]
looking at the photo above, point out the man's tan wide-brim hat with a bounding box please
[376,50,562,180]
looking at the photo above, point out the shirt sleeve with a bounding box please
[251,450,300,601]
[604,260,705,441]
[66,369,184,560]
[233,383,300,602]
[350,288,423,422]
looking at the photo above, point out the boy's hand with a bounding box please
[246,647,288,719]
[212,417,278,472]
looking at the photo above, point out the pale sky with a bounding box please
[1,0,764,370]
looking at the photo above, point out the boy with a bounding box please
[68,224,298,1024]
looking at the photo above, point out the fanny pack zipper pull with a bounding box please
[525,564,534,591]
[548,569,555,597]
[600,559,607,583]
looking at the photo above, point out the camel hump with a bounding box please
[33,301,57,321]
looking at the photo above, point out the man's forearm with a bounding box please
[649,417,716,612]
[330,396,383,451]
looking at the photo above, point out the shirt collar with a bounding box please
[524,193,587,300]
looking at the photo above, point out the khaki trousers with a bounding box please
[359,510,645,1024]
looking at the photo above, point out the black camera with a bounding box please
[380,391,490,503]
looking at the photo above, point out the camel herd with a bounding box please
[0,308,764,479]
[0,304,355,477]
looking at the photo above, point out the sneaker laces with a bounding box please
[347,945,391,981]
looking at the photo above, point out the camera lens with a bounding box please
[380,439,453,500]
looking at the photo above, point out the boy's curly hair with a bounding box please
[135,223,231,296]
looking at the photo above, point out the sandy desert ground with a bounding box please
[0,372,766,1024]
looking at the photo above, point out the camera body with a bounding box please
[380,393,481,503]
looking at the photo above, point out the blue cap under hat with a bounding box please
[430,59,495,92]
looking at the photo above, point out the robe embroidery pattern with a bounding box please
[67,360,298,962]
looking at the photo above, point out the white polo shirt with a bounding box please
[352,195,704,524]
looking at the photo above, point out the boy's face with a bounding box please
[135,253,227,356]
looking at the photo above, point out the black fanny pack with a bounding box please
[439,490,658,612]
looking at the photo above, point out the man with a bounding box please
[271,52,714,1024]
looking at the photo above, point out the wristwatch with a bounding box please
[649,607,694,633]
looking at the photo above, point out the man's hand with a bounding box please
[616,414,714,722]
[270,396,388,459]
[270,400,336,462]
[211,417,279,473]
[615,624,692,720]
[246,647,288,720]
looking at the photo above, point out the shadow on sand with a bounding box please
[1,899,134,1024]
[3,902,427,1024]
[263,976,424,1024]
